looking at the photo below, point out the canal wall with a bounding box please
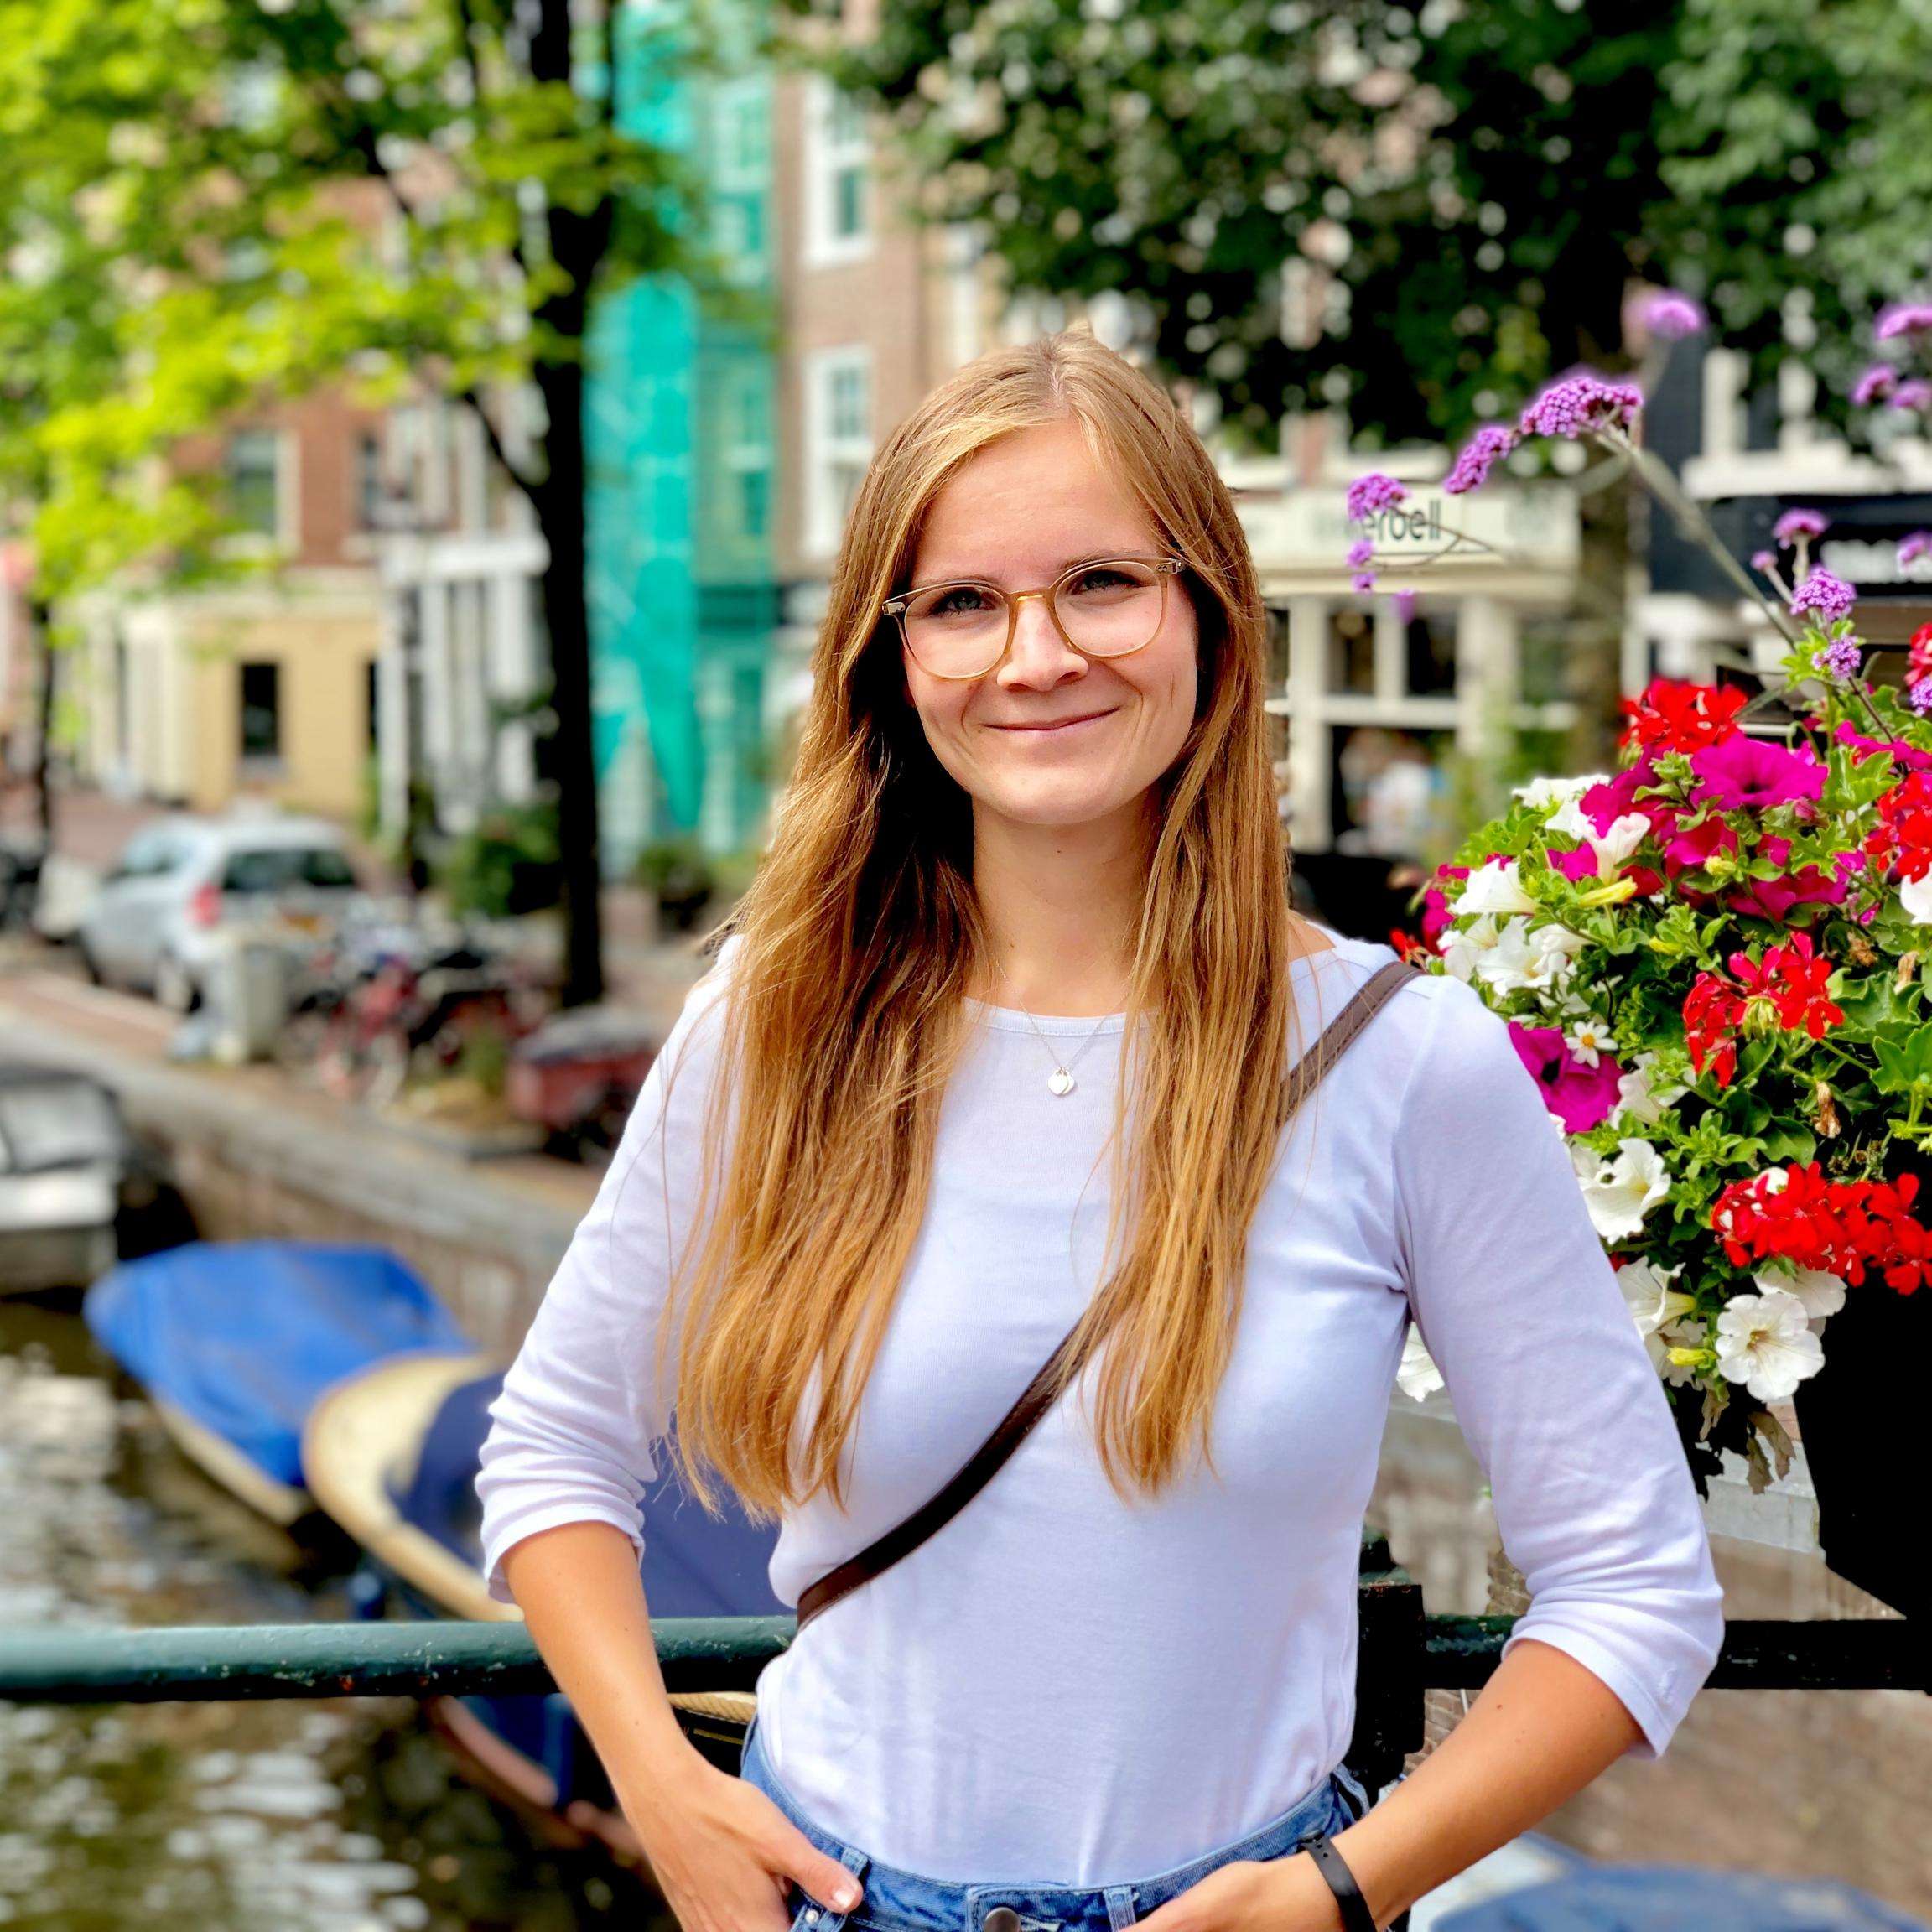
[0,998,590,1351]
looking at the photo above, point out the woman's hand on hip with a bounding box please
[1129,1854,1347,1932]
[625,1754,865,1932]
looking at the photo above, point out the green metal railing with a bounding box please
[0,1536,1922,1801]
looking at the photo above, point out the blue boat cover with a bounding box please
[392,1370,789,1618]
[85,1241,473,1488]
[1436,1864,1929,1931]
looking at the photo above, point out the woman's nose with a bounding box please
[995,591,1086,686]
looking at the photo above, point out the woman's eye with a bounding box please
[1064,567,1133,595]
[928,586,992,616]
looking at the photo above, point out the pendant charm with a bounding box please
[1048,1067,1075,1096]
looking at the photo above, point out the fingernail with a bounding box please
[836,1888,860,1909]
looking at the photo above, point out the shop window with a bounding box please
[1327,607,1375,695]
[239,662,281,761]
[1403,607,1457,696]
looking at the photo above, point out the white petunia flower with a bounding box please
[1714,1288,1826,1401]
[1572,1137,1673,1241]
[1618,1257,1697,1372]
[1439,911,1502,982]
[1615,1050,1686,1128]
[1584,812,1652,878]
[1474,917,1586,998]
[1901,871,1932,926]
[1513,771,1608,813]
[1395,1322,1445,1403]
[1455,856,1540,919]
[1657,1316,1706,1386]
[1753,1261,1847,1332]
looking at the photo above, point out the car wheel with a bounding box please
[153,953,199,1015]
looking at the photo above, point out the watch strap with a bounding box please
[1299,1826,1378,1932]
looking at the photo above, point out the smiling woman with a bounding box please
[475,326,1726,1932]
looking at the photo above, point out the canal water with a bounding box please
[0,1297,678,1932]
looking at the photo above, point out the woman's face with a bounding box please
[897,418,1200,836]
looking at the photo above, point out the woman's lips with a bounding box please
[989,709,1118,735]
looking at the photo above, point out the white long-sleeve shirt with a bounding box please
[476,926,1727,1885]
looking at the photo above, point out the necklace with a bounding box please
[991,960,1121,1097]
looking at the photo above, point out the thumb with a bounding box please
[784,1836,863,1914]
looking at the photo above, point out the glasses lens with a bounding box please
[1052,560,1166,657]
[899,562,1168,677]
[901,582,1008,678]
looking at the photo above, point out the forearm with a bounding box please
[497,1519,704,1810]
[1319,1636,1646,1928]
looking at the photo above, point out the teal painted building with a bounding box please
[586,0,778,875]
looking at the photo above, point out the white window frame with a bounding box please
[722,369,771,543]
[804,346,872,560]
[216,426,299,558]
[802,73,871,269]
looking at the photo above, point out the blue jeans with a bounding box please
[738,1712,1371,1932]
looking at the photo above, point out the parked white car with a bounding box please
[75,813,367,1012]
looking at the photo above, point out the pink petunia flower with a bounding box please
[1507,1020,1628,1134]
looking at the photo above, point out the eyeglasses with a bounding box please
[881,555,1188,681]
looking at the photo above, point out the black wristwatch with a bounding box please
[1298,1826,1378,1932]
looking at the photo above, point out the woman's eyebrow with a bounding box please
[916,548,1146,585]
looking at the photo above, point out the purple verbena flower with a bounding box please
[1891,379,1932,412]
[1909,678,1932,718]
[1345,473,1408,522]
[1346,537,1375,569]
[1852,364,1898,407]
[1442,424,1518,496]
[1900,532,1932,569]
[1352,571,1378,595]
[1639,288,1706,340]
[1519,372,1644,440]
[1815,636,1862,681]
[1749,548,1778,574]
[1774,507,1827,544]
[1790,568,1857,626]
[1876,303,1932,342]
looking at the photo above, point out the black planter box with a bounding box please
[1789,1262,1929,1622]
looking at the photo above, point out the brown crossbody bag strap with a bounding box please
[792,954,1425,1634]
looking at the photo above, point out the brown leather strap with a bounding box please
[792,954,1425,1634]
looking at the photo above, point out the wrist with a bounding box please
[1264,1848,1351,1932]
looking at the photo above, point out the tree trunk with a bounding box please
[29,597,55,851]
[530,0,613,1011]
[532,369,605,1010]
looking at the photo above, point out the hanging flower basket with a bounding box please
[1357,297,1932,1623]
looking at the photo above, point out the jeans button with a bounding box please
[985,1909,1022,1932]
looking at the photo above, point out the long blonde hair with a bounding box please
[657,326,1321,1521]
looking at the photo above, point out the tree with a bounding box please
[794,0,1932,760]
[0,0,732,1004]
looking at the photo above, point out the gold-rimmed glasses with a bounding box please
[881,555,1188,681]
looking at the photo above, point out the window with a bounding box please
[805,350,872,557]
[1403,607,1457,697]
[113,828,188,881]
[238,662,281,761]
[1327,608,1375,695]
[226,431,282,540]
[221,847,356,893]
[804,76,870,266]
[355,429,386,531]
